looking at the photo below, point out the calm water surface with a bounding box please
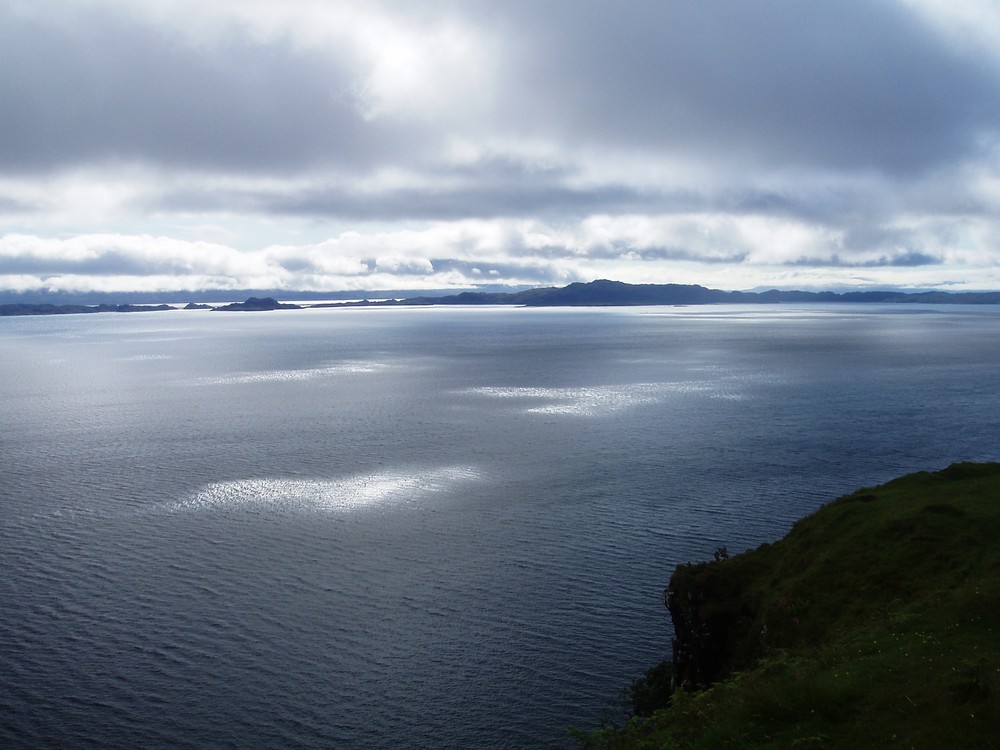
[2,304,999,748]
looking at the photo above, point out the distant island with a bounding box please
[212,297,302,312]
[5,280,1000,316]
[0,296,301,316]
[0,302,174,316]
[576,463,1000,748]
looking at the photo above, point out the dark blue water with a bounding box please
[2,304,999,748]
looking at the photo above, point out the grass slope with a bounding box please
[579,463,1000,749]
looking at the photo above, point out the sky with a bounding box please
[3,0,1000,295]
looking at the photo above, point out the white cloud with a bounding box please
[59,0,496,124]
[5,206,999,296]
[900,0,1000,64]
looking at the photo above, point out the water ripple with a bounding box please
[463,382,712,416]
[192,361,396,386]
[170,466,482,514]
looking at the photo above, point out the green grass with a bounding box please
[575,463,1000,749]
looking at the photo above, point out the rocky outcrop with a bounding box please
[665,563,756,691]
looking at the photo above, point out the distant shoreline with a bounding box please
[5,279,1000,316]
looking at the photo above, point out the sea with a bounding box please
[2,303,999,749]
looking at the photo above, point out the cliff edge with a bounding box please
[580,463,1000,748]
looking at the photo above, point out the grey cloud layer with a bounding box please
[493,0,1000,174]
[2,0,1000,293]
[6,1,997,178]
[0,4,400,173]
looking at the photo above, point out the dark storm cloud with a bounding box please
[485,0,1000,175]
[605,245,749,264]
[147,176,892,231]
[427,259,567,285]
[790,251,942,267]
[0,4,407,174]
[147,150,843,223]
[196,183,658,221]
[879,251,942,267]
[840,224,924,253]
[146,151,686,220]
[0,248,185,277]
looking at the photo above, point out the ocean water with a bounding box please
[2,304,999,748]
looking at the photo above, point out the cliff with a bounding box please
[580,463,1000,748]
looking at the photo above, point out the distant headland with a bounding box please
[0,302,175,316]
[4,279,1000,316]
[575,462,1000,747]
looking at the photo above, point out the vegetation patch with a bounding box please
[574,462,1000,748]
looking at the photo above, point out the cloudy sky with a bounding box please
[3,0,1000,295]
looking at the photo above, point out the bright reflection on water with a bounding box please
[465,383,711,415]
[176,467,482,513]
[2,304,1000,749]
[195,360,395,385]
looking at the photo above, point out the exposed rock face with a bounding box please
[667,551,814,693]
[666,585,708,690]
[665,570,743,691]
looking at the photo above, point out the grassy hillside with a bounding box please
[578,463,1000,749]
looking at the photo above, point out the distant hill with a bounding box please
[5,281,1000,316]
[213,297,302,311]
[0,287,513,306]
[360,279,1000,306]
